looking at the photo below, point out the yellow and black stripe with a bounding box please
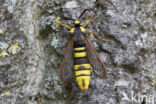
[73,40,91,91]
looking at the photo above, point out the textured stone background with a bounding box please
[0,0,156,104]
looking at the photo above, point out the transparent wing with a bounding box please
[84,37,107,79]
[59,38,74,82]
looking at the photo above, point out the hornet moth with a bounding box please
[58,9,107,92]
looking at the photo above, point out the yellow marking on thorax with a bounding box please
[76,76,91,91]
[70,27,75,33]
[74,52,86,58]
[74,47,85,51]
[80,26,86,32]
[74,64,91,70]
[75,70,91,76]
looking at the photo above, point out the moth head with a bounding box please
[74,20,80,26]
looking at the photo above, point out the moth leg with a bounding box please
[88,31,108,42]
[57,22,71,30]
[84,14,96,28]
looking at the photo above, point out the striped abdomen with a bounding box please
[73,41,91,91]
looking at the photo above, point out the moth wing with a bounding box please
[59,38,74,82]
[84,37,107,79]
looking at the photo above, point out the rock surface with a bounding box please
[0,0,156,104]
